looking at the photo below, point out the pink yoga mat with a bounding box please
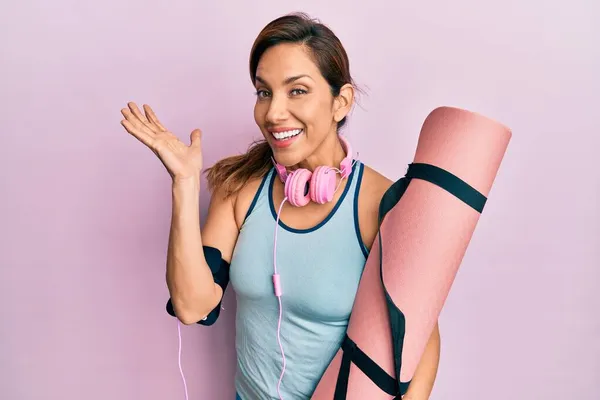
[311,106,511,399]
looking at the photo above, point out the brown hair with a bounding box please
[205,12,358,198]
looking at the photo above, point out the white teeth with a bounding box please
[271,129,302,140]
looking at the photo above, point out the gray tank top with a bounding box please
[229,160,369,399]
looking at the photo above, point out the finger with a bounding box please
[190,128,202,148]
[143,104,167,131]
[128,102,158,133]
[121,108,156,137]
[121,119,154,147]
[128,102,150,124]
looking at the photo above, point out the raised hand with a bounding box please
[120,102,203,182]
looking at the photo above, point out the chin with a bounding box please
[271,149,302,167]
[266,128,307,166]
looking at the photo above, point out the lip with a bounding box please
[268,128,304,149]
[268,127,303,133]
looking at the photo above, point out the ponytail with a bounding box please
[204,139,273,198]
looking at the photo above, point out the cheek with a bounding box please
[253,103,264,125]
[292,98,333,128]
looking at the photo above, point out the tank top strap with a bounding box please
[242,167,275,224]
[347,158,364,205]
[343,159,369,258]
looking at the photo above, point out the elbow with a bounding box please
[172,300,211,325]
[171,292,221,325]
[170,303,209,325]
[178,312,207,325]
[166,281,224,325]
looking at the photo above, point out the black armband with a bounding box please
[166,245,231,326]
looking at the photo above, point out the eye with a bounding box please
[290,88,307,96]
[255,89,271,99]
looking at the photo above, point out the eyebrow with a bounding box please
[255,74,313,86]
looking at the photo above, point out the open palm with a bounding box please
[120,102,203,181]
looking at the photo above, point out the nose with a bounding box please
[265,94,289,124]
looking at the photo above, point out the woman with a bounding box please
[121,12,440,400]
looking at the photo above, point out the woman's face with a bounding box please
[253,43,348,168]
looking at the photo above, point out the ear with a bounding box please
[333,83,355,123]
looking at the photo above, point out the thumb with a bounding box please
[189,128,202,147]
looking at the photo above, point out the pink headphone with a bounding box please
[272,135,354,207]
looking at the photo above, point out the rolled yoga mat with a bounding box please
[311,106,511,399]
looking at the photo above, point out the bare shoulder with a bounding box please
[201,172,267,264]
[360,164,394,199]
[357,163,395,251]
[232,173,268,231]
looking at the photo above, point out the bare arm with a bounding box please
[403,322,441,400]
[119,102,240,325]
[166,176,238,324]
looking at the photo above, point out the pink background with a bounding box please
[1,1,598,399]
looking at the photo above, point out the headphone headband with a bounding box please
[338,135,353,179]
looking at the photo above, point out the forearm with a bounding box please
[403,322,441,400]
[166,177,221,324]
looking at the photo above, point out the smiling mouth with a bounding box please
[270,129,303,141]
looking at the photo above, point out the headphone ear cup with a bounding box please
[285,168,312,207]
[310,166,337,204]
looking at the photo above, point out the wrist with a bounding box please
[171,176,201,211]
[172,174,200,191]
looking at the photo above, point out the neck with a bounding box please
[297,132,347,172]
